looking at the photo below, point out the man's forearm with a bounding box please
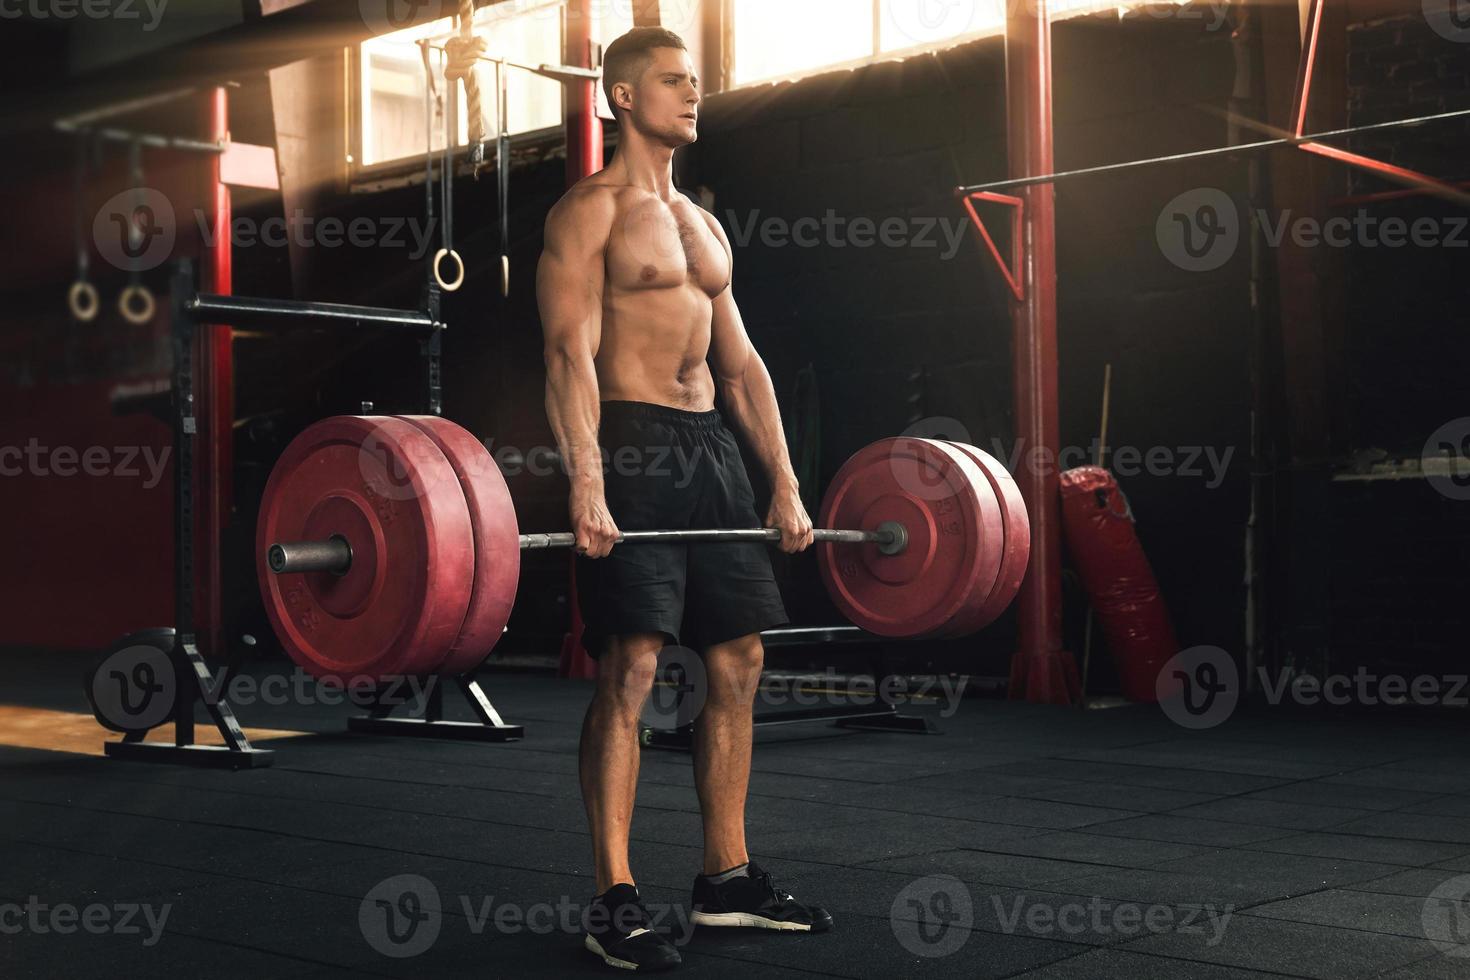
[544,350,605,494]
[721,353,799,495]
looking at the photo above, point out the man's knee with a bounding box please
[595,634,665,709]
[703,633,764,705]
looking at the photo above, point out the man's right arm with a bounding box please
[537,187,620,557]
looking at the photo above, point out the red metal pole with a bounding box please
[565,0,603,186]
[197,86,233,661]
[1005,0,1077,704]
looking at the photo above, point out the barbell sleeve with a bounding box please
[267,536,353,575]
[268,521,908,575]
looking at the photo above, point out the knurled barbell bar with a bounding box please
[254,415,1030,680]
[268,521,910,576]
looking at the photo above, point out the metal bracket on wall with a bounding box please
[960,191,1026,303]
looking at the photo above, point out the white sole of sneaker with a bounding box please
[585,935,639,970]
[691,911,811,931]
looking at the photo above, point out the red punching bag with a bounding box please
[1059,466,1178,703]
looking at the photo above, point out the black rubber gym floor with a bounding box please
[3,652,1470,979]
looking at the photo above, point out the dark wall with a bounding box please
[1323,13,1470,676]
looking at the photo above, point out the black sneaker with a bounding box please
[690,860,833,933]
[583,883,682,972]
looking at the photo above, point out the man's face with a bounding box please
[621,46,700,147]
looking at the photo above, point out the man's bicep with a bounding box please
[708,287,753,386]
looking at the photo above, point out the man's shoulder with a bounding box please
[544,179,624,245]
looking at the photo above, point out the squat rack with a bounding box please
[99,262,458,769]
[955,0,1468,705]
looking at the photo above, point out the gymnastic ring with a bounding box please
[500,254,510,298]
[68,281,100,323]
[119,284,156,325]
[434,248,465,292]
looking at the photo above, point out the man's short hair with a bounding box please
[602,27,689,122]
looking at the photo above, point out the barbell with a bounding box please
[256,415,1030,680]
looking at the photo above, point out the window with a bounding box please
[731,0,1197,87]
[355,0,573,173]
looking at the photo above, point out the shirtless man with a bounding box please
[536,26,833,973]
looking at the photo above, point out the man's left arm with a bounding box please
[703,211,814,553]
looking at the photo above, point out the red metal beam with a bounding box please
[565,0,604,188]
[1004,0,1078,705]
[1291,0,1458,202]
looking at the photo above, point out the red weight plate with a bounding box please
[256,416,475,680]
[817,438,1004,637]
[396,415,521,675]
[939,442,1032,636]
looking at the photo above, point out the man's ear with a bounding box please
[611,81,633,116]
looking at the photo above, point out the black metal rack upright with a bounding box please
[101,260,447,769]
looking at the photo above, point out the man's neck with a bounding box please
[611,130,678,198]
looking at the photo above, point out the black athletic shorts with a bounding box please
[576,401,789,657]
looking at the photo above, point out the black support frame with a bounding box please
[100,261,499,766]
